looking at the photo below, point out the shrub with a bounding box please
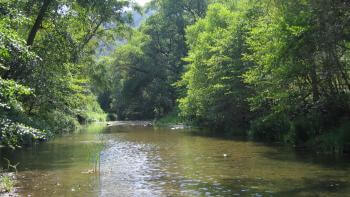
[249,113,291,142]
[0,118,48,148]
[310,122,350,154]
[43,111,80,134]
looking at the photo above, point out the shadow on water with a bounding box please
[102,125,154,134]
[0,124,108,172]
[273,176,349,197]
[0,143,100,171]
[182,126,350,171]
[146,175,350,196]
[260,149,350,170]
[217,176,349,197]
[111,123,350,169]
[185,127,249,141]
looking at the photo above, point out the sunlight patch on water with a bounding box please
[100,140,164,197]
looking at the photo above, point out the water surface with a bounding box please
[1,122,350,196]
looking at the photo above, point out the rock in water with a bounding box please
[144,122,152,127]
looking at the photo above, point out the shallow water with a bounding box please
[1,122,350,196]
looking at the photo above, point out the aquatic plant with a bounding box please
[0,174,15,192]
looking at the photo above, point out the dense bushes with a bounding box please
[0,118,48,148]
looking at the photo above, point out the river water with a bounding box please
[1,122,350,196]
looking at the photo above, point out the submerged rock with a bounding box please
[144,123,153,127]
[170,125,186,130]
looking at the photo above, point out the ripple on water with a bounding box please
[99,140,165,197]
[99,138,238,197]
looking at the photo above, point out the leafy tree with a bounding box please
[244,0,350,144]
[96,0,208,120]
[0,2,47,147]
[0,0,130,147]
[178,2,255,132]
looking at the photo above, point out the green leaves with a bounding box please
[90,0,209,120]
[0,0,130,147]
[0,78,48,148]
[0,118,48,148]
[178,2,253,131]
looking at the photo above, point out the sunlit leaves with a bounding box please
[0,118,48,148]
[178,2,253,130]
[0,0,130,147]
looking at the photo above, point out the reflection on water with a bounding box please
[1,122,350,196]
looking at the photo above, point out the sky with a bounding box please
[135,0,151,6]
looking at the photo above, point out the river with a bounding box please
[1,122,350,196]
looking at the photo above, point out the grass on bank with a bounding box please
[154,111,183,127]
[80,111,106,123]
[77,98,107,124]
[0,174,15,193]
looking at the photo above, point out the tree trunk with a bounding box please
[310,63,320,102]
[27,0,52,46]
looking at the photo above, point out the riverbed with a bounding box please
[1,122,350,196]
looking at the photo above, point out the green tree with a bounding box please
[0,0,130,147]
[178,2,255,132]
[244,0,350,145]
[96,0,208,120]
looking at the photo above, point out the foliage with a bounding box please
[165,0,350,152]
[243,0,350,146]
[94,0,208,120]
[154,109,183,126]
[249,113,291,142]
[0,0,130,148]
[309,122,350,153]
[177,2,255,133]
[77,95,107,123]
[0,16,48,147]
[0,118,48,148]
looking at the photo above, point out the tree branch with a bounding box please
[27,0,52,46]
